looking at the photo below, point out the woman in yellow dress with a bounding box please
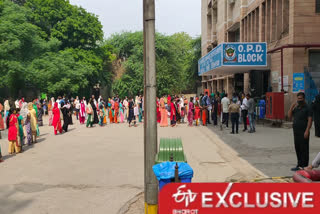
[28,102,37,143]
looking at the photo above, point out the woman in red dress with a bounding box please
[52,103,62,135]
[170,98,177,127]
[156,98,161,123]
[8,109,20,154]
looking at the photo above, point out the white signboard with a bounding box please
[278,75,289,92]
[272,71,279,84]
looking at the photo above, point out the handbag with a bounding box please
[86,107,92,115]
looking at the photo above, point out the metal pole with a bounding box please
[143,0,158,213]
[281,48,284,92]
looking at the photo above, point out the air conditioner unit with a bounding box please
[228,0,236,5]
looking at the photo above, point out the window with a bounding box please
[317,0,320,13]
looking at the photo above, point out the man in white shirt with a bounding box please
[221,94,230,127]
[15,99,20,109]
[241,93,249,131]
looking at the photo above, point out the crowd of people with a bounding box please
[0,92,319,165]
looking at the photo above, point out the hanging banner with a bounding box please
[198,44,223,76]
[198,43,267,76]
[293,73,305,93]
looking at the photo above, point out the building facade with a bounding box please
[201,0,320,115]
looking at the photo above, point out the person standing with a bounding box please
[114,100,119,124]
[17,109,25,151]
[79,99,86,124]
[37,103,44,127]
[124,97,129,120]
[52,103,62,135]
[201,92,209,126]
[229,98,240,134]
[221,94,230,128]
[7,109,20,154]
[160,96,168,127]
[61,103,71,132]
[194,101,201,126]
[25,114,32,145]
[28,103,37,143]
[241,93,248,132]
[170,98,177,127]
[247,94,256,133]
[91,95,99,124]
[288,92,313,171]
[15,99,19,109]
[119,101,124,123]
[188,97,194,126]
[128,98,136,127]
[156,98,161,123]
[48,98,54,126]
[312,94,320,137]
[75,96,80,120]
[0,102,5,139]
[4,99,10,128]
[86,99,94,128]
[138,95,143,123]
[211,94,218,126]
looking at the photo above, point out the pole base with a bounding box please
[145,203,158,214]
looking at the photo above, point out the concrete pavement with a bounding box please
[0,117,264,214]
[207,121,320,177]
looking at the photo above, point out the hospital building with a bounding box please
[200,0,320,116]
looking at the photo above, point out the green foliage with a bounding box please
[107,32,201,98]
[26,0,103,49]
[28,51,92,95]
[0,0,201,99]
[0,0,113,98]
[0,0,60,94]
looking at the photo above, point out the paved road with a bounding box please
[0,116,263,214]
[208,121,320,177]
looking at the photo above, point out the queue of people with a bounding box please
[0,92,319,164]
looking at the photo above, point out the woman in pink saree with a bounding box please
[79,100,86,124]
[160,97,168,127]
[188,97,194,126]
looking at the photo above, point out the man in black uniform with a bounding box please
[288,92,313,171]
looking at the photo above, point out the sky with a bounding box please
[69,0,201,39]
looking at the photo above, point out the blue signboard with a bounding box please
[198,42,267,76]
[222,43,267,66]
[198,44,222,76]
[293,73,305,93]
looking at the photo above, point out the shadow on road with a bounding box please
[0,185,33,214]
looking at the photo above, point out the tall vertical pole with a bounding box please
[143,0,158,213]
[281,48,284,92]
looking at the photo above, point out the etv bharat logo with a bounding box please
[172,185,198,207]
[224,45,237,62]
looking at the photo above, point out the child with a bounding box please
[194,102,201,126]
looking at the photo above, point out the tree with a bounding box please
[107,32,201,98]
[26,0,103,49]
[0,0,113,98]
[0,0,60,95]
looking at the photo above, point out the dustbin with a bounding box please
[153,161,193,190]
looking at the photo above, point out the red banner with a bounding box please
[159,183,320,214]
